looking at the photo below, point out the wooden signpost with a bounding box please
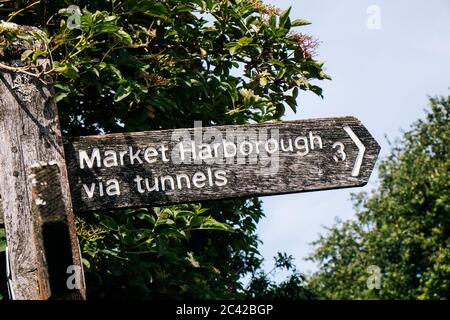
[0,23,380,300]
[0,23,85,300]
[65,118,380,212]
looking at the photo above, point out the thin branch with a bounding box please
[0,62,51,85]
[0,62,42,77]
[6,0,41,22]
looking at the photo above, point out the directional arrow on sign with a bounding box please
[343,126,366,176]
[64,116,380,212]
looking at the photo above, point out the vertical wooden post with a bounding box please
[31,163,85,300]
[0,23,86,299]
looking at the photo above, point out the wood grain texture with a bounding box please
[30,165,54,300]
[65,117,380,212]
[0,22,85,300]
[31,163,85,300]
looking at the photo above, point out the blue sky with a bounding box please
[257,0,450,279]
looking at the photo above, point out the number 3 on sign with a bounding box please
[332,141,346,162]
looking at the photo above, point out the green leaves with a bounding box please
[54,82,74,102]
[53,61,80,79]
[80,10,120,35]
[279,7,292,29]
[0,228,6,253]
[309,96,450,299]
[128,0,169,18]
[114,84,133,102]
[225,36,254,55]
[3,0,330,129]
[151,205,234,233]
[238,36,253,46]
[291,19,312,27]
[141,2,169,18]
[188,215,234,232]
[100,216,119,231]
[116,29,133,46]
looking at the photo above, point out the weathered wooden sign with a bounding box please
[65,117,380,212]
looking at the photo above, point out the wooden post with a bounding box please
[0,22,86,300]
[31,163,85,299]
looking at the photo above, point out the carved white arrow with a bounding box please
[343,126,366,177]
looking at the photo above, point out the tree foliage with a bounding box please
[246,252,318,300]
[0,0,328,299]
[308,96,450,299]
